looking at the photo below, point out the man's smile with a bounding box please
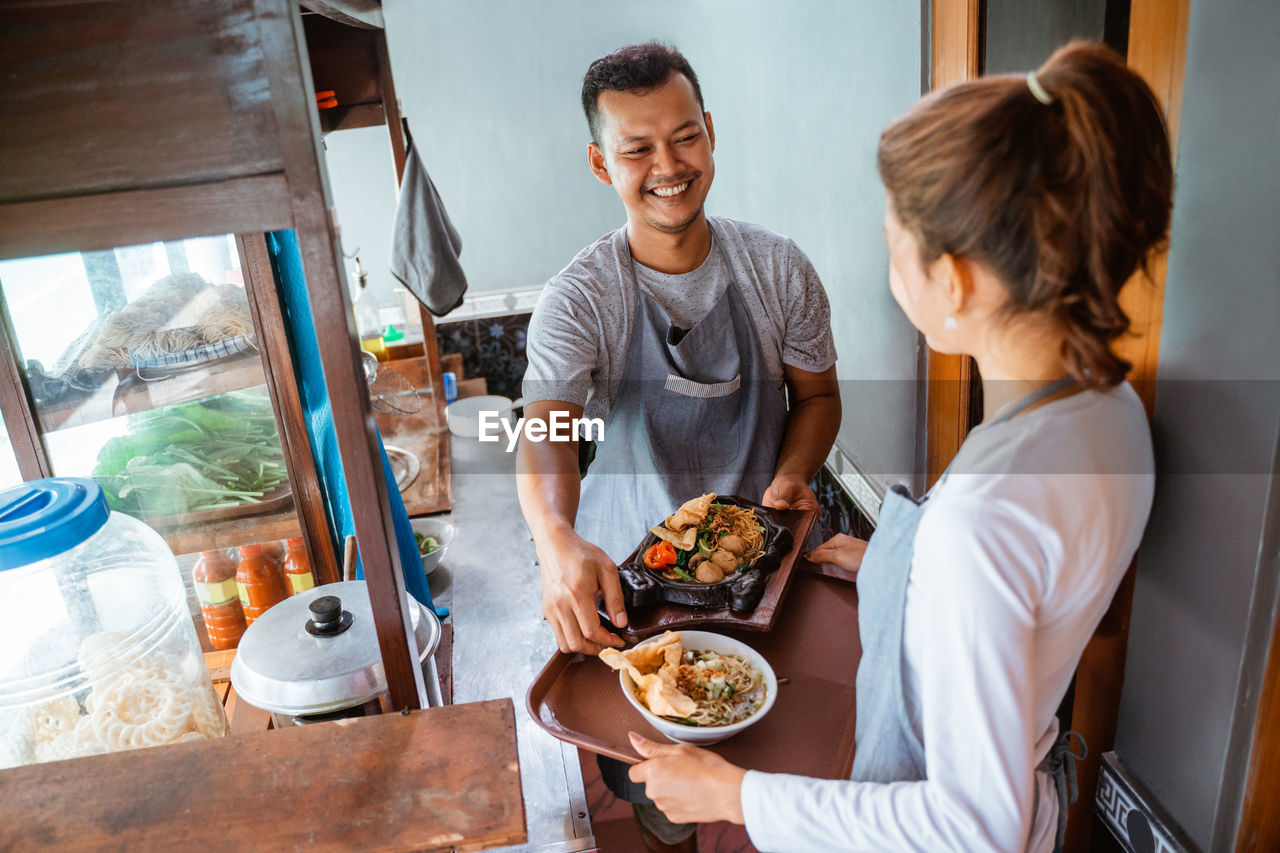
[650,181,691,198]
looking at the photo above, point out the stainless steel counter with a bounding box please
[427,437,594,853]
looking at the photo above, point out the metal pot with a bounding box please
[230,581,443,724]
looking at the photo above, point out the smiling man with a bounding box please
[516,42,839,848]
[519,39,838,633]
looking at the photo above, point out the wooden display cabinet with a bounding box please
[0,0,446,709]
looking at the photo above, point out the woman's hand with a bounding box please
[806,533,869,574]
[627,732,748,825]
[762,473,818,512]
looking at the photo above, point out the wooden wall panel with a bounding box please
[1065,1,1191,850]
[924,0,981,487]
[0,0,285,205]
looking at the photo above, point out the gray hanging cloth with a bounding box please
[390,123,468,316]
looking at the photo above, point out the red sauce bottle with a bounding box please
[236,544,288,625]
[192,550,247,650]
[282,537,316,596]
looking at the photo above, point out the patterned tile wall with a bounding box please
[436,312,531,401]
[438,311,875,542]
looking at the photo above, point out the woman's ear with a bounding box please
[938,252,975,316]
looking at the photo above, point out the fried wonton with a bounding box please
[650,524,697,551]
[665,493,715,532]
[599,631,697,718]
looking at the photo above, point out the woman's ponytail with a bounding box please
[879,42,1174,384]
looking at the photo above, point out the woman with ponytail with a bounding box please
[624,43,1173,852]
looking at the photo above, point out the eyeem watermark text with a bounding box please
[478,411,604,452]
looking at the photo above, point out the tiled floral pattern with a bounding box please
[436,312,531,401]
[812,466,876,543]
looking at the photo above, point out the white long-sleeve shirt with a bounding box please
[741,383,1154,852]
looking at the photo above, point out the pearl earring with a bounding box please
[944,315,958,330]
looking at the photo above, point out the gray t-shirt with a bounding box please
[523,216,837,422]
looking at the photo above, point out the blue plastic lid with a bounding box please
[0,478,110,571]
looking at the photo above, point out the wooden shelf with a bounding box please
[156,502,301,556]
[319,102,385,134]
[35,351,268,433]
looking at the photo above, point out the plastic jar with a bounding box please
[0,478,228,770]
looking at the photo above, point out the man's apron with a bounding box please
[850,378,1085,852]
[575,224,789,564]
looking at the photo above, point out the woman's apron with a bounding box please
[575,224,789,564]
[849,378,1085,852]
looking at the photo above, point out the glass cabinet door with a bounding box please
[0,234,301,558]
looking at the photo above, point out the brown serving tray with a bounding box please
[531,566,861,776]
[601,507,816,643]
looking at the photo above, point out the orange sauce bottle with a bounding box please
[282,537,316,596]
[192,550,247,650]
[235,544,288,625]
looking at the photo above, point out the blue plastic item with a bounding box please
[0,478,109,570]
[266,230,446,618]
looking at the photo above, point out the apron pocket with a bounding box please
[663,372,741,398]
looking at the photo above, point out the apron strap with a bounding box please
[932,378,1078,492]
[1039,729,1088,852]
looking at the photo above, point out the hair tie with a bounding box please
[1026,71,1054,105]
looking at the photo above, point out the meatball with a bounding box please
[694,562,724,583]
[719,534,746,556]
[710,549,738,573]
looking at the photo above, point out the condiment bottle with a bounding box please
[282,537,316,596]
[192,550,247,650]
[236,544,288,625]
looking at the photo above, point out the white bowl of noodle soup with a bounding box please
[619,630,777,746]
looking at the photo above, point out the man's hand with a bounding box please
[806,533,869,574]
[628,733,747,825]
[761,472,818,512]
[537,527,627,654]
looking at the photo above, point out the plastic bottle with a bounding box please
[235,544,288,625]
[192,549,248,650]
[352,257,386,361]
[281,537,316,596]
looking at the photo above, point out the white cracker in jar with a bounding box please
[91,681,193,750]
[30,696,81,743]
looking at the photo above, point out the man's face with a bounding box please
[588,74,716,236]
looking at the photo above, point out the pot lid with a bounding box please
[230,581,441,716]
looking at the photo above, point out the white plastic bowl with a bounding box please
[618,630,777,746]
[445,395,523,439]
[409,517,454,576]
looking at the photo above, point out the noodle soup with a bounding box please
[609,630,778,746]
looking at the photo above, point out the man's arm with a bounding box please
[761,364,841,511]
[516,399,626,654]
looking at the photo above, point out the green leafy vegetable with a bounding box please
[92,388,287,518]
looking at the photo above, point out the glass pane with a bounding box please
[0,429,22,491]
[0,236,301,559]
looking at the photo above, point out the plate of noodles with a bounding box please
[600,630,777,745]
[617,494,793,613]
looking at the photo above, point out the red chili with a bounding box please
[644,541,677,570]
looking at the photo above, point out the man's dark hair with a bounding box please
[581,42,704,146]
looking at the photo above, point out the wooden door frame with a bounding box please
[925,1,1190,850]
